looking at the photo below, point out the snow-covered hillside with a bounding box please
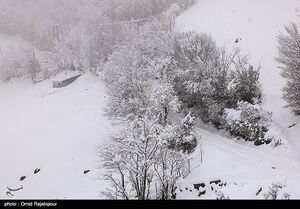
[176,0,300,149]
[176,126,300,199]
[175,0,300,199]
[0,72,112,199]
[1,0,300,200]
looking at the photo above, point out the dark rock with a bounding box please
[34,169,41,174]
[84,170,91,174]
[254,139,264,146]
[194,183,205,191]
[198,190,206,197]
[185,187,188,190]
[265,139,272,145]
[180,189,183,192]
[20,176,26,181]
[210,180,221,185]
[256,187,262,196]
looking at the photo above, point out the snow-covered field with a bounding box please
[175,0,300,199]
[0,71,112,199]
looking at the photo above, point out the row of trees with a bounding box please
[99,2,200,200]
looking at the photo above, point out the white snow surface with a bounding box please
[0,72,112,199]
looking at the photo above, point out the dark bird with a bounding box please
[83,170,91,174]
[235,38,239,43]
[34,169,41,174]
[20,176,26,181]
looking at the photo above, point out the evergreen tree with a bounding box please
[276,23,300,114]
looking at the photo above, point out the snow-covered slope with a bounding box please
[176,0,300,150]
[175,0,300,199]
[0,72,112,199]
[177,126,300,199]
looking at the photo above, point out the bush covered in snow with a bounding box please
[166,113,198,154]
[228,56,262,106]
[224,102,277,145]
[166,32,262,129]
[149,82,181,126]
[0,46,42,83]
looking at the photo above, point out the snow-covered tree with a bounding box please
[27,53,42,84]
[103,40,154,119]
[149,82,180,126]
[100,113,196,199]
[0,46,41,82]
[153,146,186,200]
[100,116,160,200]
[101,118,185,200]
[103,24,175,120]
[276,22,300,115]
[228,52,262,106]
[169,32,224,121]
[166,113,198,154]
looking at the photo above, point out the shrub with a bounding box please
[224,102,273,145]
[166,113,198,154]
[228,64,262,106]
